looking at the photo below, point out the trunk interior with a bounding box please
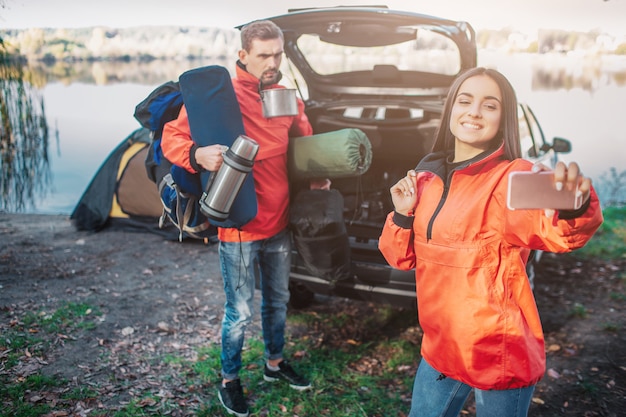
[302,103,442,242]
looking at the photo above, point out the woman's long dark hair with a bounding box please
[431,67,522,161]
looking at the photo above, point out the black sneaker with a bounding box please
[218,379,249,417]
[263,360,311,391]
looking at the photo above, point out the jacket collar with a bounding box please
[235,61,261,92]
[416,144,506,180]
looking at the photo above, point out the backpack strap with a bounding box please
[158,172,216,242]
[158,173,182,241]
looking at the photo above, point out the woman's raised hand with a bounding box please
[390,170,418,216]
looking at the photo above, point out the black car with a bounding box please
[252,6,572,309]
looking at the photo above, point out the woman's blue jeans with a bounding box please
[218,229,291,381]
[409,359,535,417]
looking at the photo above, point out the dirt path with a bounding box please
[0,213,231,339]
[1,213,624,416]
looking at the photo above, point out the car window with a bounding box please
[295,28,462,76]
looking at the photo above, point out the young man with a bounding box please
[161,20,313,417]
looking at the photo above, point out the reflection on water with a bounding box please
[530,54,626,92]
[0,54,53,213]
[29,58,232,86]
[26,54,626,92]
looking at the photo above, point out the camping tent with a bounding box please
[70,127,175,237]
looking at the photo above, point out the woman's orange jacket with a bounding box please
[378,146,603,389]
[161,64,312,242]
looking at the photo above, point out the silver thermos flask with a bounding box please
[199,135,259,221]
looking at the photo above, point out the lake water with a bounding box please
[5,52,626,215]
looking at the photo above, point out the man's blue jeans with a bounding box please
[409,359,535,417]
[218,229,291,381]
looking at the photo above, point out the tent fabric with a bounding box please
[70,128,180,238]
[113,142,162,218]
[288,128,372,180]
[71,128,150,231]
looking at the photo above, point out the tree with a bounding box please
[0,45,51,212]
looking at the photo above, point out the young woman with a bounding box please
[378,67,603,417]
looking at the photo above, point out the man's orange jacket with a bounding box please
[161,64,312,242]
[378,146,603,389]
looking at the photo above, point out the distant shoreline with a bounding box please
[2,25,625,64]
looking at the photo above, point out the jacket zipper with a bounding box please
[419,146,504,242]
[426,177,450,241]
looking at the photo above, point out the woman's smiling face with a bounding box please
[449,74,503,161]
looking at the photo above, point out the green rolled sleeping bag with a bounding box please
[288,128,372,180]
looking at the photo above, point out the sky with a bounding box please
[1,0,626,36]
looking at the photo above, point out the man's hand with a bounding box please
[196,145,226,171]
[309,178,331,190]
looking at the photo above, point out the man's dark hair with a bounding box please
[240,20,284,52]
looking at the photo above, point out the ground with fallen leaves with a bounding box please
[0,213,624,416]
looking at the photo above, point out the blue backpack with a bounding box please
[134,81,216,241]
[133,81,183,184]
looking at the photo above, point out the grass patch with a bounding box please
[576,206,626,260]
[601,322,620,332]
[111,401,157,417]
[0,374,62,417]
[21,302,100,333]
[0,301,101,417]
[569,302,589,318]
[1,302,101,368]
[62,385,99,401]
[192,307,418,416]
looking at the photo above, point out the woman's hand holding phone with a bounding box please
[538,161,592,198]
[508,161,592,217]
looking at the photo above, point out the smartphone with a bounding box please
[507,171,583,210]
